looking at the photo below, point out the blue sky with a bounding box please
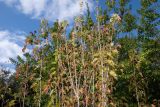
[0,2,39,32]
[0,0,94,71]
[0,0,143,71]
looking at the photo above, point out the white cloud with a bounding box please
[0,0,95,71]
[0,0,94,21]
[0,30,26,66]
[17,0,47,18]
[0,0,18,6]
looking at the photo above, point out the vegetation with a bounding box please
[0,0,160,106]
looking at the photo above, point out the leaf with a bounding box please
[49,89,54,96]
[92,58,98,64]
[36,78,41,81]
[47,100,53,107]
[112,49,118,55]
[106,60,115,67]
[1,94,4,98]
[31,82,38,89]
[8,100,15,107]
[109,70,117,79]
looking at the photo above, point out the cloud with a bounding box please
[0,30,26,70]
[17,0,47,18]
[0,0,17,6]
[0,0,94,21]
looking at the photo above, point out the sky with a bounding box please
[0,0,141,71]
[0,0,94,71]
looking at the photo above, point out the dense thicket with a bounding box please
[0,0,160,107]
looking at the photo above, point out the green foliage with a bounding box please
[0,1,160,107]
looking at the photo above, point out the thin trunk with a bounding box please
[56,87,58,106]
[99,19,107,107]
[92,71,95,107]
[73,41,80,107]
[133,63,140,107]
[39,47,42,107]
[19,98,21,107]
[57,31,61,107]
[65,36,79,106]
[23,63,28,107]
[58,88,61,107]
[1,99,3,107]
[80,24,87,107]
[22,83,25,107]
[91,44,95,107]
[96,2,107,106]
[136,85,140,107]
